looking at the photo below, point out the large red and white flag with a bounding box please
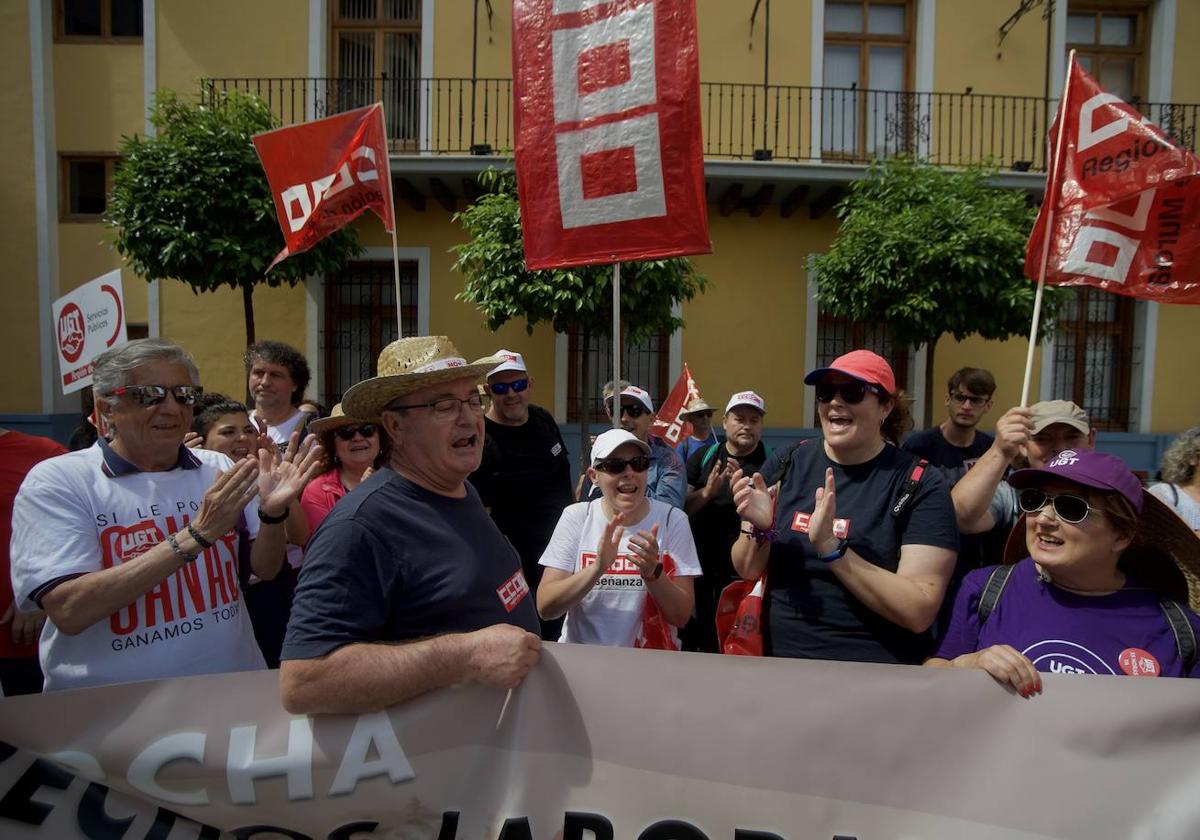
[253,103,395,270]
[512,0,711,270]
[1025,60,1200,303]
[649,363,701,445]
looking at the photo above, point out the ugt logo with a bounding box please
[57,303,85,363]
[549,0,666,229]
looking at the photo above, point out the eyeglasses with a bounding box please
[950,392,989,407]
[815,380,882,405]
[335,424,378,441]
[387,392,489,421]
[1017,488,1105,524]
[488,378,529,396]
[607,402,650,419]
[688,410,714,419]
[108,385,203,407]
[593,455,651,474]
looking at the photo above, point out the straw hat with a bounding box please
[307,402,374,436]
[341,336,503,420]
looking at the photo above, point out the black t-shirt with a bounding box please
[282,468,539,660]
[469,405,573,581]
[759,440,959,665]
[901,426,993,480]
[685,439,769,583]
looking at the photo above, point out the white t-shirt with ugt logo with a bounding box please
[10,445,266,691]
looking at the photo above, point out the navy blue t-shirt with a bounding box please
[759,441,959,665]
[282,468,539,660]
[901,426,994,482]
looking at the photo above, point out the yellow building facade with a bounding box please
[3,0,1199,469]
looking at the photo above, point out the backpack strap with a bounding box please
[977,563,1016,625]
[891,458,929,519]
[1159,598,1197,672]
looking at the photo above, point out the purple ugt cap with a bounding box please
[1008,449,1144,513]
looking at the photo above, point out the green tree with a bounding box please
[106,90,361,345]
[812,157,1070,420]
[451,168,707,457]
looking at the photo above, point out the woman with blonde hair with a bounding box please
[1150,427,1200,531]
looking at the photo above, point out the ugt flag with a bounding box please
[253,103,395,270]
[1025,58,1200,303]
[512,0,711,270]
[649,363,702,446]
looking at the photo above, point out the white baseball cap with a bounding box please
[725,390,766,415]
[591,428,652,464]
[488,349,527,377]
[619,385,655,413]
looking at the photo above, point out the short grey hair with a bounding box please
[1160,427,1200,485]
[93,339,201,409]
[601,379,633,401]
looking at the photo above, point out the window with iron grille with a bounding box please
[330,0,421,148]
[321,260,418,408]
[814,310,909,422]
[567,328,669,423]
[1050,287,1136,432]
[822,0,915,161]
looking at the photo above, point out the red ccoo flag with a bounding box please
[1025,59,1200,303]
[649,363,702,446]
[253,103,395,270]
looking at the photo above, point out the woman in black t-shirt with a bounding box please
[730,351,959,664]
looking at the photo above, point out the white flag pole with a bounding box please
[612,260,622,429]
[1020,50,1076,408]
[374,102,405,339]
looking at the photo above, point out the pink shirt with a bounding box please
[300,467,347,537]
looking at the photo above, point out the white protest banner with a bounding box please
[51,270,126,394]
[2,644,1200,839]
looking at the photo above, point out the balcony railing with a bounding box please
[202,76,1199,173]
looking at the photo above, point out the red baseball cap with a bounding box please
[804,350,896,394]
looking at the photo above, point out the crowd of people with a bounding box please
[2,334,1199,710]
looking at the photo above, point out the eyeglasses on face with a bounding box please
[108,384,203,407]
[815,380,882,405]
[950,392,989,407]
[387,392,489,422]
[488,378,529,396]
[335,424,378,441]
[607,401,649,419]
[593,455,651,474]
[1017,488,1105,524]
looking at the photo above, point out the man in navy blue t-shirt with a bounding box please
[280,337,542,715]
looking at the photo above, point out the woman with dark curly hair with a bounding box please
[301,403,390,534]
[1150,427,1200,532]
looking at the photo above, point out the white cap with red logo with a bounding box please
[620,385,655,413]
[725,391,766,415]
[488,349,527,377]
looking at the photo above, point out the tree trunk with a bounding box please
[242,281,256,348]
[922,334,938,429]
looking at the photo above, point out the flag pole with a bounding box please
[1020,49,1076,408]
[612,260,621,429]
[389,221,404,338]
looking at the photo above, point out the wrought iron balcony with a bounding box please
[202,76,1199,174]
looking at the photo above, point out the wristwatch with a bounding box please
[257,506,289,524]
[642,561,664,581]
[815,538,850,564]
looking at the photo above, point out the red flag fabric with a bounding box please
[253,103,395,270]
[649,363,701,446]
[511,0,711,270]
[1025,59,1200,303]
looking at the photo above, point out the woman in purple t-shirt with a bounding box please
[927,449,1200,695]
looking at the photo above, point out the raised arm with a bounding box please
[951,406,1031,534]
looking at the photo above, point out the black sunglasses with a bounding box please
[593,455,651,474]
[488,378,529,395]
[108,384,203,407]
[1017,488,1104,524]
[609,402,649,419]
[335,424,378,441]
[815,380,882,405]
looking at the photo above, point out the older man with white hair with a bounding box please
[280,337,542,715]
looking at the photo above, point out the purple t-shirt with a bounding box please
[933,558,1200,678]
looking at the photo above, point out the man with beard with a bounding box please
[470,349,573,640]
[680,391,770,652]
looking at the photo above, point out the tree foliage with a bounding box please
[451,169,707,345]
[106,90,361,344]
[812,158,1069,351]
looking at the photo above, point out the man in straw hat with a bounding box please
[280,337,541,714]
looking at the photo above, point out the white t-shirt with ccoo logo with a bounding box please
[10,445,266,691]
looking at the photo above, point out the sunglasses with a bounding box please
[607,402,650,419]
[108,384,203,407]
[488,378,529,396]
[815,380,883,405]
[593,455,651,474]
[335,424,378,441]
[1017,488,1105,524]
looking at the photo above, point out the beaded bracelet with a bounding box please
[167,532,199,563]
[744,524,778,547]
[186,523,213,549]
